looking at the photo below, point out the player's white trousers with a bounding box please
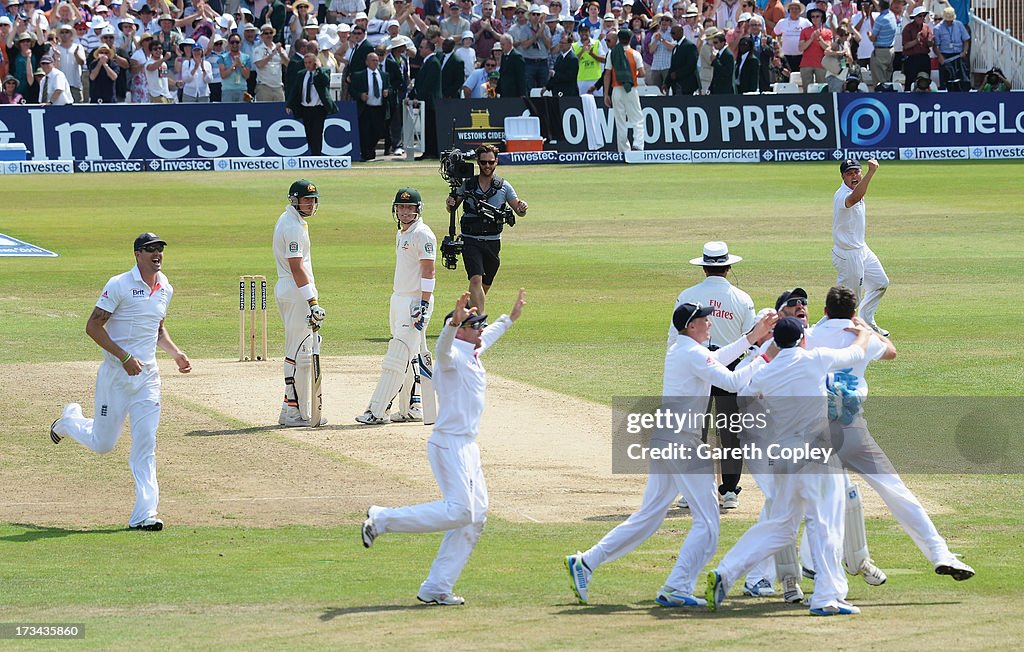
[276,282,315,418]
[612,86,645,153]
[744,457,779,586]
[831,245,889,326]
[57,360,161,527]
[838,422,956,565]
[582,437,719,596]
[717,468,847,610]
[373,431,488,595]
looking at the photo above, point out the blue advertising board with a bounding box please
[0,102,360,161]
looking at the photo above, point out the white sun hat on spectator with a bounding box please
[88,16,109,29]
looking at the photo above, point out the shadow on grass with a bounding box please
[0,523,123,543]
[584,509,692,523]
[320,604,429,620]
[553,599,816,620]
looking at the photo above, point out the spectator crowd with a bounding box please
[0,0,1014,149]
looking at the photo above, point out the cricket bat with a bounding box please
[310,329,323,427]
[419,330,436,425]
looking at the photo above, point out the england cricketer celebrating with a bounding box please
[274,179,327,427]
[357,188,437,425]
[707,317,873,616]
[361,289,526,606]
[801,286,974,583]
[565,302,776,607]
[833,158,890,336]
[49,233,191,531]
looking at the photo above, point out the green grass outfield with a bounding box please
[1,161,1023,648]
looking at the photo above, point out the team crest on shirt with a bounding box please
[289,242,298,253]
[425,242,434,254]
[400,240,410,251]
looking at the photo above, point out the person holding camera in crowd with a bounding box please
[445,144,528,313]
[932,6,969,91]
[980,67,1010,92]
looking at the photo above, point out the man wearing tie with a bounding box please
[545,36,579,97]
[667,24,699,95]
[411,38,442,159]
[352,51,391,161]
[440,37,466,99]
[286,52,339,157]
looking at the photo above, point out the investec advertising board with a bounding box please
[0,102,360,161]
[836,92,1024,160]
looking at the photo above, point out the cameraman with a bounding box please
[980,67,1010,92]
[445,144,528,312]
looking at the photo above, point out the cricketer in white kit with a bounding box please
[802,286,975,582]
[565,302,777,607]
[273,179,327,427]
[356,188,437,425]
[707,316,872,616]
[832,158,890,336]
[360,289,526,606]
[49,233,192,531]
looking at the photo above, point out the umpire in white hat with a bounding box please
[668,241,756,510]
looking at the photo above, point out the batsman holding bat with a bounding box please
[361,289,527,606]
[274,179,327,427]
[356,188,437,425]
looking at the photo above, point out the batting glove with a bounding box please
[411,299,430,331]
[309,303,326,324]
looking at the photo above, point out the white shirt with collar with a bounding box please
[805,318,887,398]
[669,275,756,349]
[365,66,384,105]
[95,265,173,366]
[432,315,513,438]
[300,69,323,106]
[273,205,314,289]
[740,341,866,442]
[42,67,74,104]
[663,333,766,436]
[832,183,866,250]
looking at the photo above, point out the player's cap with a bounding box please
[394,187,422,205]
[774,317,805,348]
[839,158,861,174]
[775,287,808,311]
[134,232,167,251]
[444,310,488,328]
[689,241,742,267]
[289,179,319,199]
[673,302,714,332]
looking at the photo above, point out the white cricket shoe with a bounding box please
[129,517,164,531]
[782,576,805,603]
[810,600,860,616]
[50,403,83,444]
[566,552,592,604]
[417,591,465,606]
[279,407,314,428]
[361,506,383,548]
[935,556,975,581]
[356,410,388,425]
[859,559,888,586]
[742,578,776,597]
[869,323,890,337]
[720,491,739,510]
[390,406,423,423]
[655,587,707,607]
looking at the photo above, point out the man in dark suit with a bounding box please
[735,37,760,94]
[667,24,699,95]
[439,37,465,99]
[345,25,374,93]
[284,39,310,101]
[351,51,391,161]
[708,31,735,95]
[286,52,339,156]
[496,34,526,98]
[546,37,579,96]
[411,37,442,158]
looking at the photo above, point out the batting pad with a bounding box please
[774,543,801,583]
[843,480,870,575]
[369,339,411,417]
[397,356,417,416]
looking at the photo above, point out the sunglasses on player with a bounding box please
[140,244,165,253]
[783,297,808,307]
